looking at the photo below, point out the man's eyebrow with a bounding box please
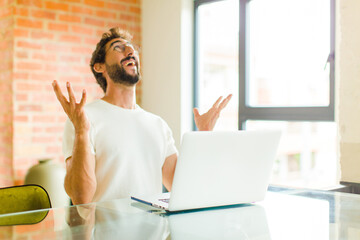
[108,40,123,49]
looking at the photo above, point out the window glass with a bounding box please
[248,0,331,107]
[197,0,239,130]
[245,120,337,188]
[195,0,336,189]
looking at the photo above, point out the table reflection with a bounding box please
[78,201,270,240]
[0,190,360,239]
[167,204,270,240]
[91,200,170,240]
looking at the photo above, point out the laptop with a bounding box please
[131,130,281,212]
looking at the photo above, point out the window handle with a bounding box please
[324,52,334,70]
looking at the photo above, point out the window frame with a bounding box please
[194,0,335,130]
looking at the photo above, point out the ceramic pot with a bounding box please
[25,159,70,208]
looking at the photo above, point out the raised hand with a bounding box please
[193,94,232,131]
[52,80,90,134]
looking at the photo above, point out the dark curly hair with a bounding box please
[90,27,133,93]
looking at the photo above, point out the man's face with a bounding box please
[104,38,140,86]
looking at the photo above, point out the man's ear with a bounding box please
[93,63,105,73]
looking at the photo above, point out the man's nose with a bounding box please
[124,45,135,56]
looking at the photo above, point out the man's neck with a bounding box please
[102,82,136,109]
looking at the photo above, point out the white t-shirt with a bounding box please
[63,100,178,202]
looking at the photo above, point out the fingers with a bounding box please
[52,80,69,109]
[52,81,87,109]
[66,82,77,106]
[211,94,232,110]
[52,80,64,101]
[193,108,200,118]
[79,89,87,107]
[212,96,223,108]
[218,94,232,110]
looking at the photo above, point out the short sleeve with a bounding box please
[62,118,95,161]
[163,120,178,158]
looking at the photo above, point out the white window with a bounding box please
[194,0,336,189]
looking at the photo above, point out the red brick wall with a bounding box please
[0,0,141,187]
[0,0,15,187]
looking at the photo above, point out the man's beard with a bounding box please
[105,57,140,86]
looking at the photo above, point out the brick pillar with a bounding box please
[0,0,141,187]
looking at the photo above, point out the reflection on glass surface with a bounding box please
[93,200,170,240]
[1,190,360,239]
[262,192,329,240]
[197,0,239,130]
[168,205,269,240]
[245,121,337,189]
[248,0,331,107]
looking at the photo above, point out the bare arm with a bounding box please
[64,133,96,205]
[53,80,96,205]
[162,153,177,191]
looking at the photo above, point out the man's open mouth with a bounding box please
[121,56,137,67]
[125,61,136,67]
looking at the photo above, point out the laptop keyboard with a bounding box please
[158,198,169,203]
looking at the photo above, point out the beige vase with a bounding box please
[25,159,70,208]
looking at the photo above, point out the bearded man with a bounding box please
[52,27,232,205]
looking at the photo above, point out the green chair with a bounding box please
[0,184,52,225]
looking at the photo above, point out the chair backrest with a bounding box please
[0,184,51,225]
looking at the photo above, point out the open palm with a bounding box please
[193,94,232,131]
[52,80,90,133]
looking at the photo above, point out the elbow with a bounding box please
[72,194,94,205]
[69,184,96,205]
[64,175,97,205]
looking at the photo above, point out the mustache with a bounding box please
[120,56,137,65]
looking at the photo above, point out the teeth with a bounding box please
[126,61,134,66]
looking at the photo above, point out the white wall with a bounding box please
[142,0,193,149]
[337,0,360,183]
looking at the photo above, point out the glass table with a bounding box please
[0,189,359,239]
